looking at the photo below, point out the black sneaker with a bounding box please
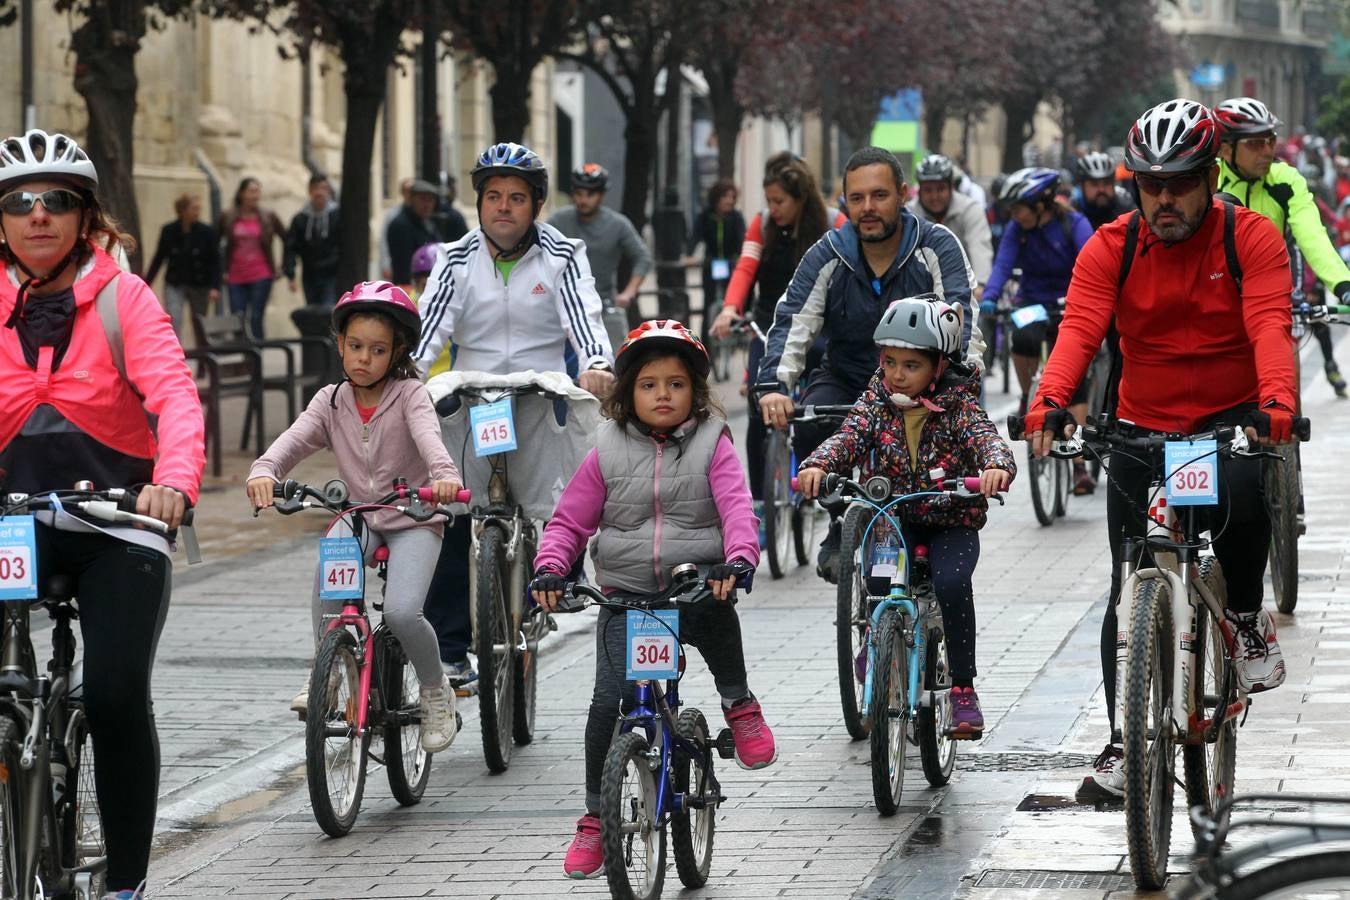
[1326,361,1348,399]
[816,521,842,584]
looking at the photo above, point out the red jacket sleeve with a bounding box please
[723,213,764,314]
[1234,213,1296,411]
[1032,230,1119,411]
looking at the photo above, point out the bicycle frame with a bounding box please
[619,676,712,821]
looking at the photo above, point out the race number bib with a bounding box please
[1010,304,1049,329]
[319,537,364,601]
[626,609,680,680]
[1164,440,1219,506]
[710,258,732,282]
[470,398,518,457]
[0,516,37,601]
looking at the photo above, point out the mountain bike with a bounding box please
[817,473,1003,807]
[0,485,194,899]
[257,477,468,837]
[1010,414,1308,890]
[538,564,748,900]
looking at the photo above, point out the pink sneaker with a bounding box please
[563,814,603,879]
[724,698,778,770]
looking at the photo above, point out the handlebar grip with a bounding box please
[790,476,799,492]
[961,476,982,493]
[1294,417,1311,442]
[1007,415,1026,441]
[822,472,844,495]
[415,486,473,504]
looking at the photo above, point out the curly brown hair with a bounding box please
[601,348,725,431]
[762,159,829,263]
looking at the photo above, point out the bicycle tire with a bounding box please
[306,628,369,837]
[836,504,871,740]
[0,714,24,899]
[917,627,956,787]
[870,609,909,816]
[761,429,793,579]
[1053,458,1070,518]
[792,495,819,567]
[476,524,516,773]
[670,709,715,888]
[999,323,1012,395]
[1217,851,1350,899]
[512,642,537,746]
[1268,445,1300,614]
[381,631,431,806]
[600,730,666,900]
[1122,578,1176,890]
[1027,444,1056,527]
[60,708,106,897]
[1182,557,1237,836]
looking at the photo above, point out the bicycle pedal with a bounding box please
[714,728,737,760]
[946,728,983,741]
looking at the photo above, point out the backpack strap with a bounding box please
[1117,211,1141,291]
[94,276,158,432]
[1221,199,1243,296]
[1102,211,1142,419]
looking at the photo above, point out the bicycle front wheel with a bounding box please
[0,714,24,898]
[870,609,909,816]
[836,505,871,740]
[1217,851,1350,899]
[306,628,370,837]
[476,523,516,772]
[761,428,793,579]
[1267,445,1300,614]
[917,627,956,787]
[601,730,666,900]
[1027,444,1056,527]
[671,709,715,888]
[380,632,431,806]
[1182,557,1237,835]
[1053,457,1070,518]
[1122,578,1177,890]
[60,707,106,897]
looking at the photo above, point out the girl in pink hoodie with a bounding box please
[247,281,461,753]
[529,320,774,880]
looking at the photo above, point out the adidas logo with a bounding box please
[531,283,546,295]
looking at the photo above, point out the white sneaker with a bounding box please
[1226,609,1286,693]
[1076,743,1124,801]
[419,676,458,753]
[289,676,310,716]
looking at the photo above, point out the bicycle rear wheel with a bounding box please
[380,631,431,806]
[476,523,516,772]
[671,709,715,888]
[1183,557,1237,836]
[600,730,666,900]
[761,429,794,579]
[1267,445,1300,614]
[306,628,370,837]
[870,609,909,816]
[60,707,106,897]
[917,627,956,787]
[1027,444,1056,526]
[836,505,871,740]
[1122,578,1177,890]
[0,714,23,899]
[1218,851,1350,899]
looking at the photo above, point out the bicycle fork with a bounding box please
[17,681,51,899]
[861,597,921,718]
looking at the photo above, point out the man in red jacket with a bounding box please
[1022,99,1296,801]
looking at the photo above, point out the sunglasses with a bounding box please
[1238,134,1279,149]
[1134,172,1205,198]
[0,189,85,216]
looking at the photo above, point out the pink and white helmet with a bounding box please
[332,281,422,343]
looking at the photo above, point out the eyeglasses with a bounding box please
[1134,172,1205,198]
[1237,134,1278,149]
[0,189,85,216]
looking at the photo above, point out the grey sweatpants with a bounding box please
[311,520,445,686]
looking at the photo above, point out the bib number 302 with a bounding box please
[1164,439,1219,506]
[470,398,518,457]
[626,609,680,680]
[0,515,37,602]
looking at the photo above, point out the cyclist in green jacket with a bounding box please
[1216,97,1349,396]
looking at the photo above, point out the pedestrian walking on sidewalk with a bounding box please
[219,176,284,340]
[529,319,776,880]
[283,173,341,307]
[144,191,221,335]
[246,281,463,754]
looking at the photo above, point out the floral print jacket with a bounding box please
[800,369,1016,529]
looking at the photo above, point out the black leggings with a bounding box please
[35,527,170,892]
[583,602,750,814]
[1099,404,1268,732]
[895,524,980,686]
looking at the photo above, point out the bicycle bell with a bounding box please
[669,562,700,586]
[323,479,350,504]
[864,476,892,502]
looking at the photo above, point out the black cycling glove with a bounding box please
[707,559,755,591]
[529,566,566,597]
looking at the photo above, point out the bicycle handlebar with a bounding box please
[1007,414,1308,457]
[811,472,1005,506]
[2,485,196,535]
[258,478,470,522]
[529,562,750,618]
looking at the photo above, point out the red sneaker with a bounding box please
[563,814,603,879]
[724,698,778,770]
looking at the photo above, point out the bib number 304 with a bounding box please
[626,609,680,680]
[0,515,37,602]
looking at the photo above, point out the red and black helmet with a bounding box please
[1124,99,1219,175]
[1213,97,1282,140]
[615,319,710,380]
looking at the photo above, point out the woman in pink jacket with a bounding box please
[247,282,462,754]
[0,129,205,900]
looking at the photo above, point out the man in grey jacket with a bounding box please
[907,154,993,297]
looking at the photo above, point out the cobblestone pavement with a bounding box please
[115,337,1350,898]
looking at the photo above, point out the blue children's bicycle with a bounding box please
[819,472,1003,816]
[538,564,748,900]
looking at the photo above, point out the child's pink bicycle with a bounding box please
[256,477,469,837]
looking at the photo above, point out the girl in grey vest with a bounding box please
[530,320,776,879]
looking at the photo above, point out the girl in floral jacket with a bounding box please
[797,295,1015,736]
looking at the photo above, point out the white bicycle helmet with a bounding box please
[1213,97,1281,139]
[1124,99,1218,174]
[0,130,98,193]
[1076,151,1115,182]
[915,154,955,183]
[874,294,963,358]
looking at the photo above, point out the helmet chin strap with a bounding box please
[2,212,87,329]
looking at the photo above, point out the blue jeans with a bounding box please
[229,278,273,340]
[302,273,338,308]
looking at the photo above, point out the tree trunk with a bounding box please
[489,70,533,143]
[621,107,657,235]
[419,8,440,183]
[335,14,402,290]
[706,65,744,179]
[924,102,947,155]
[1001,95,1037,173]
[72,26,143,274]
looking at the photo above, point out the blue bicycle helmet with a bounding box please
[998,167,1061,207]
[470,142,549,203]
